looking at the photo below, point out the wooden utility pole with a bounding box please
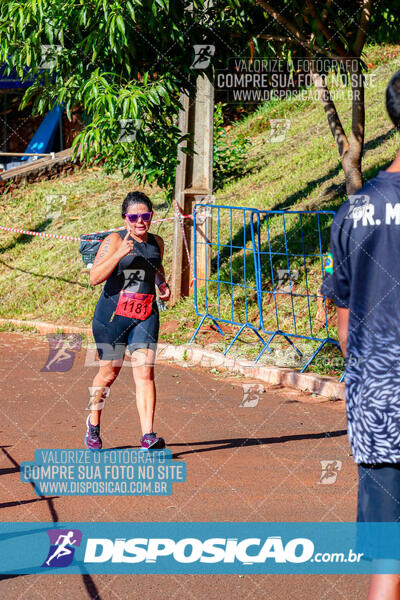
[170,70,214,305]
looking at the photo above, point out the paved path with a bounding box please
[0,332,369,598]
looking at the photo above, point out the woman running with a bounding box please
[85,191,170,451]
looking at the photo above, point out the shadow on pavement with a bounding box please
[108,430,347,458]
[168,429,347,458]
[0,446,103,599]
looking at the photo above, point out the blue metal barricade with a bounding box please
[189,204,267,350]
[190,204,343,380]
[251,209,341,375]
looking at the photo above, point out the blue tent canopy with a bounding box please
[0,63,63,165]
[0,64,35,89]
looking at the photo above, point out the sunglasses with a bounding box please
[125,211,153,223]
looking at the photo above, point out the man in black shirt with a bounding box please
[322,71,400,598]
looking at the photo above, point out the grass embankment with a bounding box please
[1,44,399,377]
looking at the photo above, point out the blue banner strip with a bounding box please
[0,522,399,574]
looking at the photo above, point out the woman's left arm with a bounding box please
[154,235,170,301]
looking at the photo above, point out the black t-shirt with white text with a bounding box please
[322,171,400,463]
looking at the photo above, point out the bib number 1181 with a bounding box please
[115,291,154,320]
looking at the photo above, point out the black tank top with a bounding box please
[102,230,162,298]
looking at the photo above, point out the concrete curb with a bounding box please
[0,318,345,400]
[0,318,92,336]
[156,343,345,401]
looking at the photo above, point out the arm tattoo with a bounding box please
[93,237,112,266]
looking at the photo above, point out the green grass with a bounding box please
[0,321,38,333]
[1,44,400,377]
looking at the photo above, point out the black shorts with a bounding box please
[356,463,400,560]
[92,311,159,361]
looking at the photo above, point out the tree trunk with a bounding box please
[310,60,364,197]
[342,60,365,195]
[342,146,363,196]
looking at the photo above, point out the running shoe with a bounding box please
[84,415,102,451]
[141,432,165,450]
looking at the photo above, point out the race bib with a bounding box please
[115,292,154,320]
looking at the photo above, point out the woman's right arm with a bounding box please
[89,231,133,286]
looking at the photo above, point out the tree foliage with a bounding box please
[0,0,215,191]
[0,0,399,197]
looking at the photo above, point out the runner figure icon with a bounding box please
[41,334,82,372]
[45,531,77,566]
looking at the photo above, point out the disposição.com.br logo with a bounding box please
[42,529,82,568]
[40,530,363,567]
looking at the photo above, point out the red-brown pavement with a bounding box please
[0,332,369,598]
